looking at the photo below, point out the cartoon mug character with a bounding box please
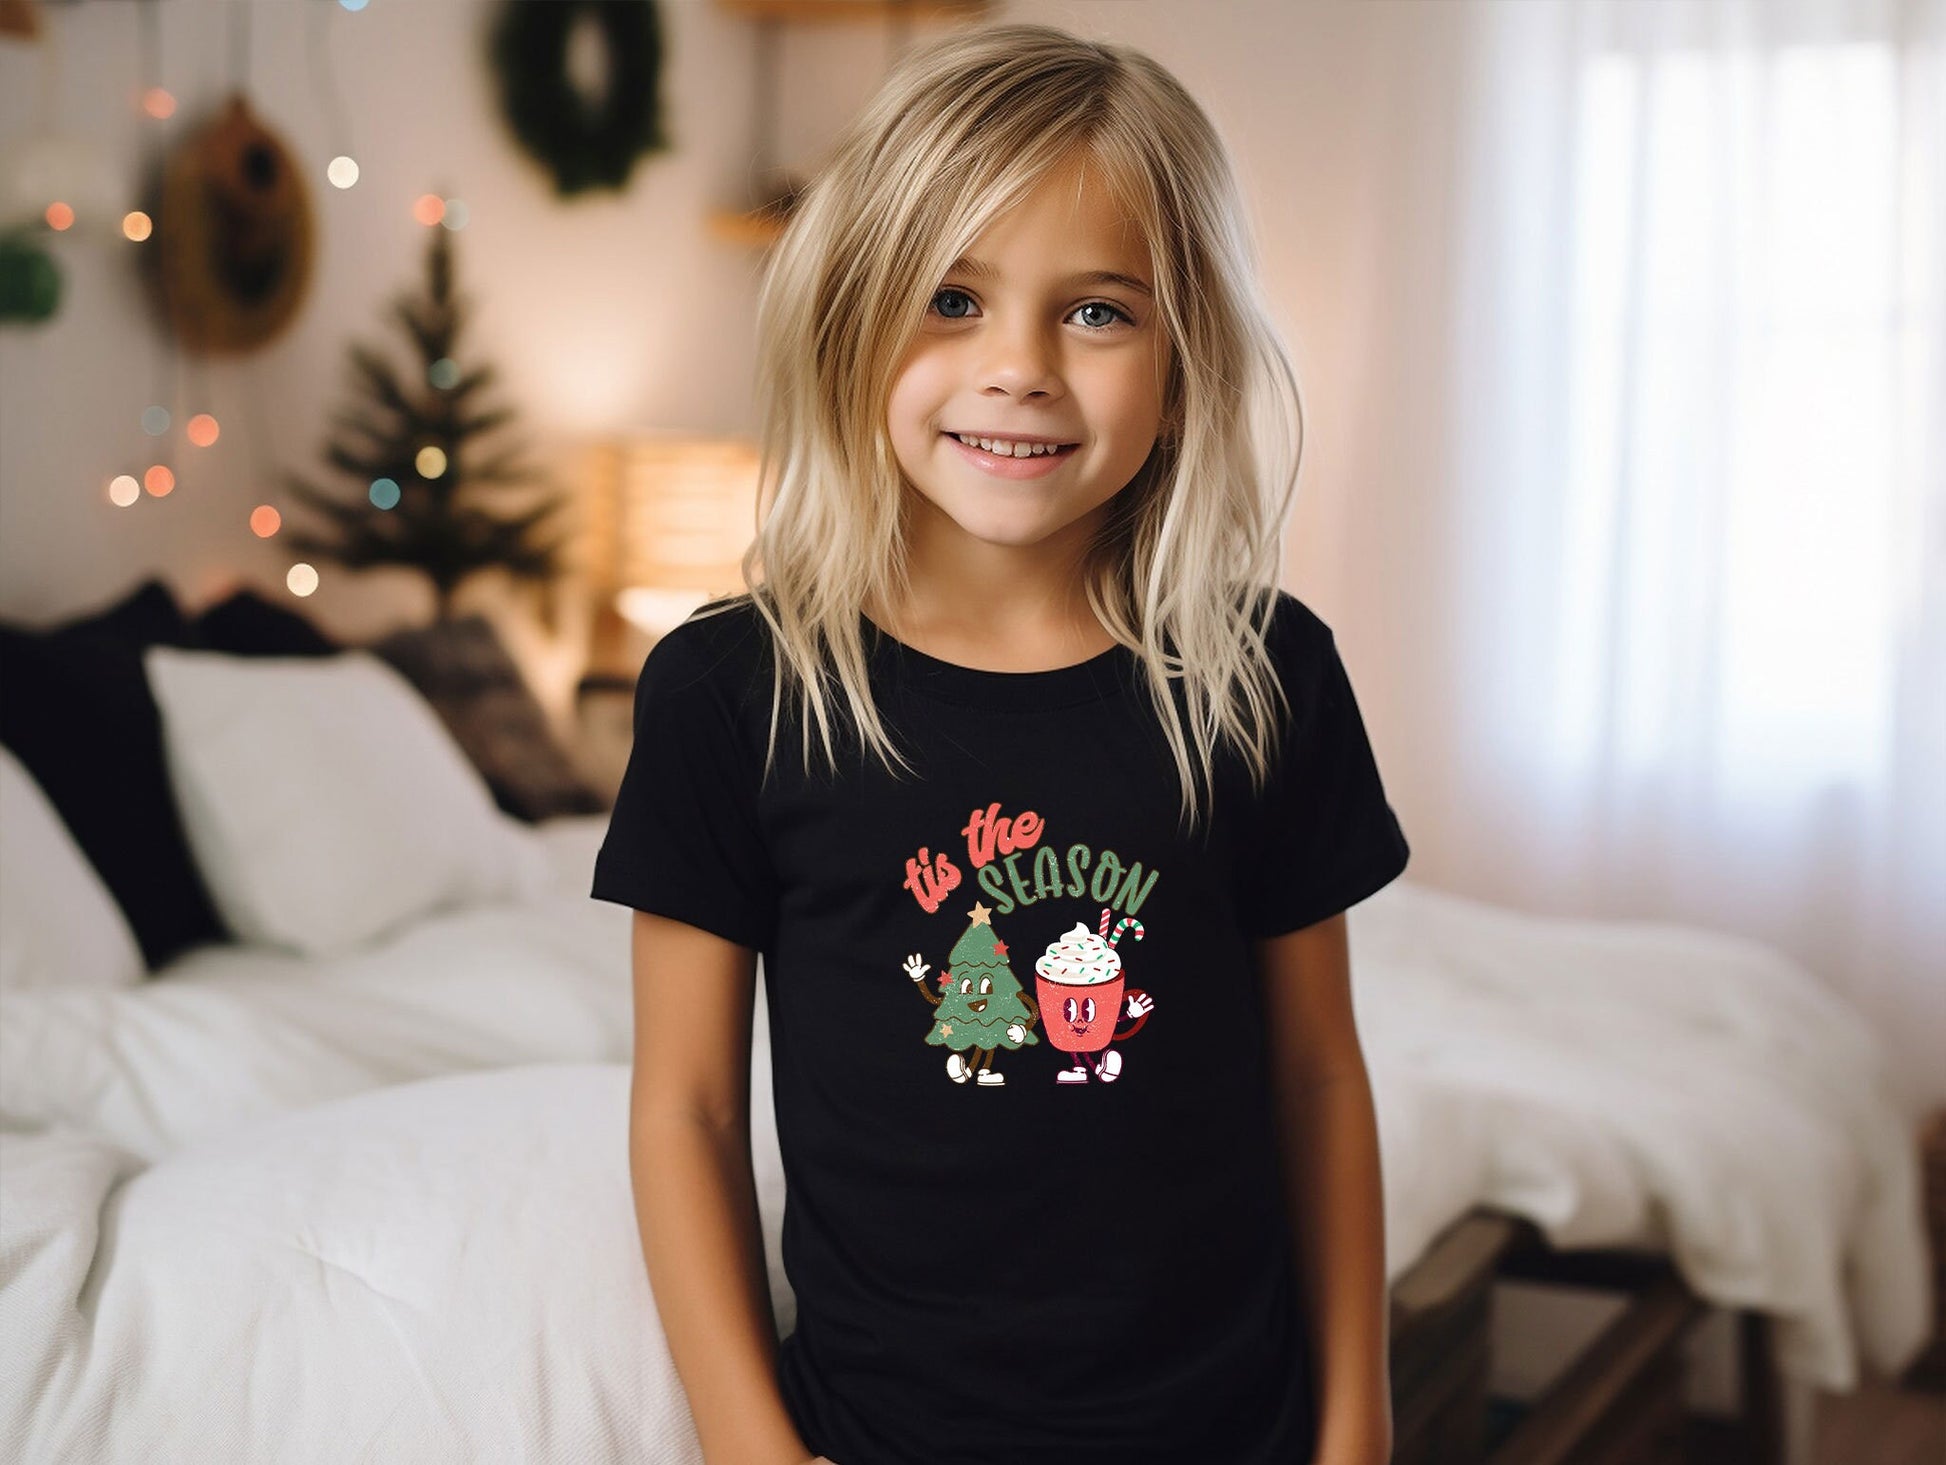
[1034,912,1154,1084]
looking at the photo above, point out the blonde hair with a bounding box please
[713,19,1306,834]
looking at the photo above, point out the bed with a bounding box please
[1356,880,1932,1465]
[0,613,1930,1464]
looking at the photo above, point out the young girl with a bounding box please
[592,22,1407,1465]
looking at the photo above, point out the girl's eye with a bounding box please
[931,288,976,319]
[1070,301,1131,331]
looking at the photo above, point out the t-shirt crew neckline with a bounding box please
[859,611,1134,711]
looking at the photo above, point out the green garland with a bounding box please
[489,0,668,198]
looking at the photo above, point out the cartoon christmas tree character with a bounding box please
[1035,912,1155,1084]
[903,899,1039,1087]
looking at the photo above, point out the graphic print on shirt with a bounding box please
[900,800,1159,1088]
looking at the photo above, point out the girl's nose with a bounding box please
[977,320,1062,400]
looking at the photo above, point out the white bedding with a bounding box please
[0,817,628,1161]
[0,1064,747,1464]
[0,850,1930,1461]
[1352,881,1930,1392]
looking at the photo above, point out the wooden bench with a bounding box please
[1385,1210,1783,1465]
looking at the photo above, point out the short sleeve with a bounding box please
[589,635,780,953]
[1235,614,1411,939]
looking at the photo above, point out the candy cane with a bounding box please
[1098,907,1111,938]
[1110,917,1145,947]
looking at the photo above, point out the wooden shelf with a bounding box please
[708,205,792,247]
[715,0,988,21]
[710,0,988,245]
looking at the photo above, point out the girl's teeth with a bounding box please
[954,432,1066,458]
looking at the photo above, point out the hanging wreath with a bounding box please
[489,0,668,198]
[145,93,315,355]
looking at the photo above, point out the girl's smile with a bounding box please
[941,431,1082,479]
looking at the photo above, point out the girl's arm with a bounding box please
[628,910,819,1465]
[1256,913,1395,1465]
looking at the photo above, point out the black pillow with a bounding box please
[192,585,340,657]
[0,578,230,970]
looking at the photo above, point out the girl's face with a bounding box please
[885,155,1170,560]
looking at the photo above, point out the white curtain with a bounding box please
[1426,0,1945,1116]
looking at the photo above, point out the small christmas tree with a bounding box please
[282,223,573,625]
[926,906,1040,1053]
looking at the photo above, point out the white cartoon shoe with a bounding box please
[1056,1064,1090,1084]
[1094,1050,1124,1083]
[975,1069,1006,1086]
[947,1053,971,1084]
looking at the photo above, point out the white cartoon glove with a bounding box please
[1005,1022,1026,1044]
[903,953,930,985]
[1126,992,1155,1019]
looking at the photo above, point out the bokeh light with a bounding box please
[142,88,176,120]
[122,211,153,242]
[287,563,320,597]
[250,505,282,537]
[415,445,447,478]
[186,413,220,447]
[369,477,402,510]
[44,202,74,231]
[327,156,360,189]
[428,357,459,390]
[412,193,446,227]
[441,199,470,230]
[141,406,170,435]
[144,465,175,497]
[109,475,141,507]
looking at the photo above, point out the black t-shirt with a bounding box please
[590,590,1410,1465]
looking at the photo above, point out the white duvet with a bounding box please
[0,825,1930,1462]
[1352,883,1931,1393]
[0,818,632,1161]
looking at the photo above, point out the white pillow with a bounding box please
[142,646,553,957]
[0,744,146,991]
